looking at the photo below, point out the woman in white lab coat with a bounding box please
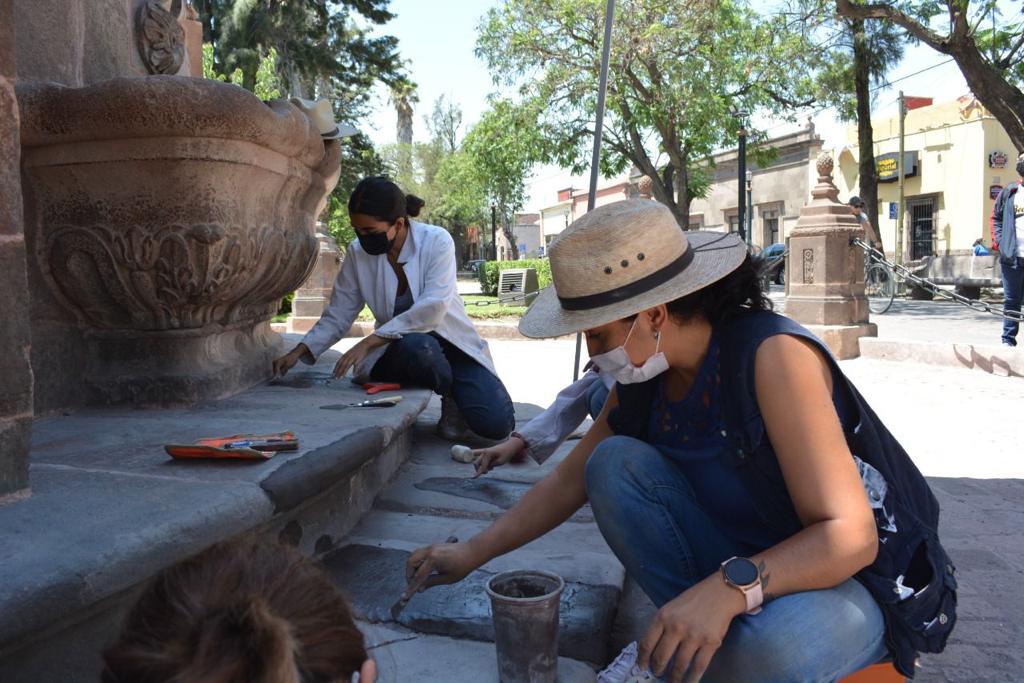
[273,176,515,441]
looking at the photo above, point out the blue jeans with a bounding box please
[370,333,515,439]
[585,436,888,682]
[1001,257,1024,345]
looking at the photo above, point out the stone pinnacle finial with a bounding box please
[811,151,839,203]
[637,175,653,198]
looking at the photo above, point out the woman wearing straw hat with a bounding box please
[405,199,954,682]
[273,176,515,442]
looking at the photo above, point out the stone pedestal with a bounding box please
[0,0,33,501]
[17,77,342,411]
[288,227,343,334]
[785,153,876,359]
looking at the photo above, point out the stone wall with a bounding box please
[0,0,34,499]
[14,0,195,86]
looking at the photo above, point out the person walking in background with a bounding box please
[991,153,1024,347]
[273,176,515,441]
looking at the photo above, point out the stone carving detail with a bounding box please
[43,223,315,331]
[136,0,185,75]
[802,248,815,284]
[815,151,834,179]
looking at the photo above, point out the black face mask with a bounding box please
[357,226,395,255]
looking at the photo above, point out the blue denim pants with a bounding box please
[1001,257,1024,345]
[370,332,515,439]
[585,436,888,682]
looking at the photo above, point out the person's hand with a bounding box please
[637,575,746,682]
[272,345,306,377]
[473,437,527,478]
[333,335,386,379]
[405,541,481,593]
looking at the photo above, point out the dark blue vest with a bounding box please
[610,311,956,678]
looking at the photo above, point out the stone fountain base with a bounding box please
[17,76,341,412]
[82,322,283,406]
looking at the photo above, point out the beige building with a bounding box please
[833,95,1019,260]
[537,180,636,253]
[686,125,823,248]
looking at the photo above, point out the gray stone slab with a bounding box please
[361,622,597,683]
[341,510,623,589]
[0,465,271,650]
[27,350,431,488]
[325,544,617,664]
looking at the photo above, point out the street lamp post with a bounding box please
[490,202,498,261]
[745,170,753,247]
[736,110,749,242]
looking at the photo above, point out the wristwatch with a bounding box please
[721,556,763,615]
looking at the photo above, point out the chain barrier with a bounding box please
[852,238,1024,323]
[461,290,539,307]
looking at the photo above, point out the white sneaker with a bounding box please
[597,642,661,683]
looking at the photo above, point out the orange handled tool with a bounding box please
[363,382,401,395]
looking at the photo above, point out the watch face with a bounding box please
[724,558,759,587]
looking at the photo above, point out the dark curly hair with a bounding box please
[660,253,773,326]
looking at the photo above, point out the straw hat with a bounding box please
[519,199,748,338]
[289,97,358,139]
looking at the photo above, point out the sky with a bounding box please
[361,0,1016,212]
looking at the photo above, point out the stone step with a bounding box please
[858,337,1024,376]
[323,429,627,669]
[0,350,432,682]
[362,622,596,682]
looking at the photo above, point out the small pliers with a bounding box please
[362,382,401,395]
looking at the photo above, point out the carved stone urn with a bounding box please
[17,76,341,409]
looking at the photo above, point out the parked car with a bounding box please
[762,243,786,285]
[466,259,487,274]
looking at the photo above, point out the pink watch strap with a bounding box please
[744,581,763,615]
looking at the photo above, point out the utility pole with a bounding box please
[737,111,748,242]
[490,202,498,261]
[572,0,615,382]
[895,92,906,266]
[745,170,753,247]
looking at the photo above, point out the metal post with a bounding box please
[573,0,615,382]
[745,170,753,247]
[737,123,747,242]
[491,202,498,261]
[895,92,906,267]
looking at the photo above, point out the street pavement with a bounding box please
[326,304,1024,681]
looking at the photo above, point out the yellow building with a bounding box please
[834,96,1019,260]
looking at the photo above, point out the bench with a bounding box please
[907,254,1001,300]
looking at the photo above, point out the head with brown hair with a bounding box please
[102,537,374,683]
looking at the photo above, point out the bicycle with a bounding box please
[864,249,896,315]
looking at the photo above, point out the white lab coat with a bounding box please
[299,221,497,381]
[517,369,615,464]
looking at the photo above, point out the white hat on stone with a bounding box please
[289,97,358,140]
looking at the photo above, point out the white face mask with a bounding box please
[589,318,669,385]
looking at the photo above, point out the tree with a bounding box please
[461,99,548,260]
[809,0,904,248]
[477,0,820,228]
[204,0,405,124]
[426,95,464,154]
[836,0,1024,151]
[390,79,419,178]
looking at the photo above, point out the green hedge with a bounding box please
[478,259,552,297]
